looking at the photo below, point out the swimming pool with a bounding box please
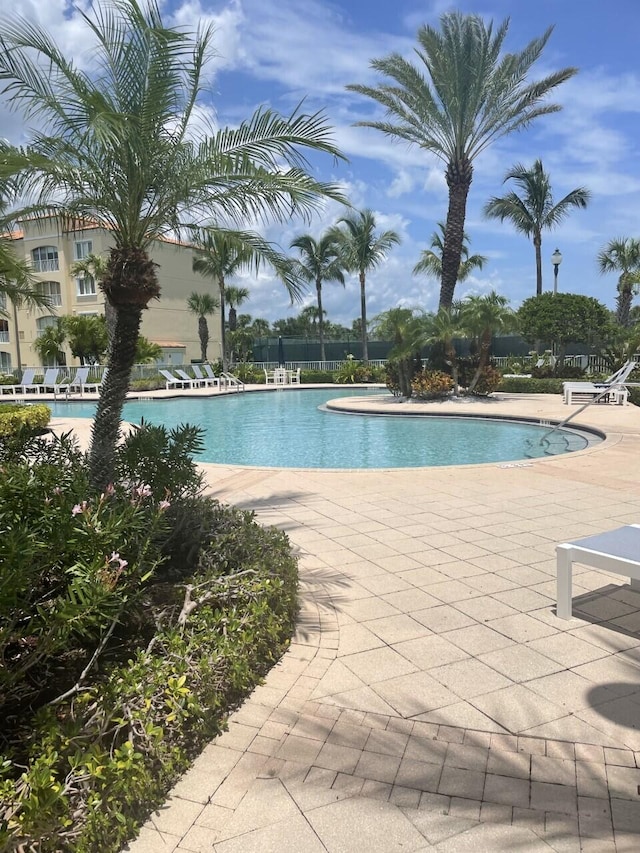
[47,389,601,469]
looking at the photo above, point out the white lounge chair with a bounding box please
[192,364,219,388]
[290,367,301,384]
[159,369,195,390]
[55,366,89,398]
[38,368,60,395]
[84,367,107,393]
[563,360,637,405]
[3,367,37,395]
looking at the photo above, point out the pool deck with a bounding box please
[51,389,640,851]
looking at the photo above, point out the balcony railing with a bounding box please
[32,259,60,273]
[0,331,9,343]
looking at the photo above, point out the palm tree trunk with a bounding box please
[317,279,325,363]
[105,299,118,352]
[440,157,473,309]
[198,315,208,361]
[359,271,368,363]
[12,299,21,371]
[616,286,632,327]
[468,330,491,393]
[89,303,143,491]
[219,275,227,372]
[534,233,543,296]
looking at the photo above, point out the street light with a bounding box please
[551,248,563,295]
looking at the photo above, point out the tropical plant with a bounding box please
[517,293,613,365]
[422,307,465,395]
[1,0,345,489]
[134,336,162,363]
[64,314,109,364]
[70,252,112,343]
[484,160,590,296]
[597,238,640,327]
[32,318,67,366]
[414,222,487,286]
[225,286,250,333]
[371,307,424,397]
[330,209,400,362]
[460,291,513,392]
[290,232,345,361]
[187,292,220,362]
[347,11,576,308]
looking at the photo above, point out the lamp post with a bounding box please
[551,248,563,296]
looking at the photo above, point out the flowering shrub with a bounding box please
[411,369,454,399]
[0,426,299,852]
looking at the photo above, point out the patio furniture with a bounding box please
[84,367,107,393]
[192,364,219,388]
[159,369,195,390]
[562,360,637,405]
[55,366,89,397]
[38,368,61,394]
[2,367,36,395]
[175,368,201,387]
[556,524,640,619]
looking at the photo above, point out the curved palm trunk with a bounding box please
[218,275,228,371]
[616,284,632,327]
[468,329,491,393]
[105,299,118,351]
[534,232,543,296]
[359,271,368,363]
[316,278,325,363]
[89,303,143,490]
[440,157,473,309]
[198,315,209,361]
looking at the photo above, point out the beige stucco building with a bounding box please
[0,219,222,372]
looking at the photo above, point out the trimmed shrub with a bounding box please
[0,402,50,437]
[499,376,564,394]
[334,359,385,384]
[300,369,335,384]
[411,369,454,400]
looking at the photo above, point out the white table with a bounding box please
[556,525,640,619]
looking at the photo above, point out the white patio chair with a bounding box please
[159,369,194,390]
[84,367,107,393]
[3,367,36,395]
[192,364,219,388]
[37,368,61,394]
[563,360,637,405]
[55,366,89,397]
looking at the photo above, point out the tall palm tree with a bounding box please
[460,291,513,391]
[484,160,590,296]
[1,0,345,489]
[597,238,640,327]
[290,233,345,361]
[347,11,576,309]
[226,286,250,333]
[187,292,220,362]
[330,210,400,362]
[414,222,487,285]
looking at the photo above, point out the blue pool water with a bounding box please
[47,389,598,469]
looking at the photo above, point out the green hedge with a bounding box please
[0,403,50,437]
[499,377,564,394]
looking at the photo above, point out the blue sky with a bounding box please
[5,0,640,327]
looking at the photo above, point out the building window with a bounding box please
[74,240,93,261]
[76,275,97,297]
[36,316,58,335]
[31,246,59,273]
[0,319,8,343]
[0,351,11,371]
[36,280,62,306]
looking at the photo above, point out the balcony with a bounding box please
[33,259,60,273]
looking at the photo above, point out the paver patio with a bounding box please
[54,390,640,851]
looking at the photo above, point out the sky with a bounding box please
[3,0,640,328]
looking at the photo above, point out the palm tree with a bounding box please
[597,238,640,327]
[226,286,250,333]
[187,292,220,363]
[33,318,67,366]
[484,160,590,296]
[2,0,345,489]
[70,253,112,346]
[422,307,465,395]
[371,307,424,397]
[330,210,400,362]
[290,233,345,361]
[460,292,513,391]
[414,223,487,285]
[347,11,576,309]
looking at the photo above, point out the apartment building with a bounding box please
[0,218,222,371]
